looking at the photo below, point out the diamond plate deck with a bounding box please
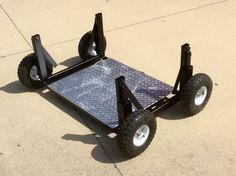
[48,58,173,128]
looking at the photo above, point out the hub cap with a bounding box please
[88,42,97,56]
[29,65,40,81]
[194,86,207,105]
[133,125,150,147]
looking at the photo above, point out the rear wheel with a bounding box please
[181,73,213,115]
[117,110,157,158]
[17,53,53,89]
[78,31,106,60]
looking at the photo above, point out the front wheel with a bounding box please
[117,110,157,158]
[181,73,213,115]
[17,53,53,89]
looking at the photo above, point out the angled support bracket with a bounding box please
[115,76,143,125]
[31,34,57,81]
[91,13,106,57]
[172,43,193,94]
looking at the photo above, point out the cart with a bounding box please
[17,13,213,157]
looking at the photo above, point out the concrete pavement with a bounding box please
[0,0,236,175]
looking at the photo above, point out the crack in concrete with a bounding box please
[105,0,228,33]
[78,115,124,176]
[45,0,229,47]
[0,0,228,60]
[0,49,32,59]
[0,3,32,48]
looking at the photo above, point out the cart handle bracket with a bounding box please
[115,76,143,125]
[91,13,106,58]
[172,43,193,94]
[31,34,57,81]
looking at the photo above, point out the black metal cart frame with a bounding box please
[31,13,193,131]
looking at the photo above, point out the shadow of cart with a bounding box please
[0,72,188,163]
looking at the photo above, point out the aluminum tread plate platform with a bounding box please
[48,58,173,128]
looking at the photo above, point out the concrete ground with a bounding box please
[0,0,236,175]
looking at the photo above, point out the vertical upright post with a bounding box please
[31,34,48,81]
[93,13,105,57]
[179,43,193,91]
[115,76,132,125]
[172,43,193,94]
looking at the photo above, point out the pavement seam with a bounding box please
[0,0,228,59]
[79,116,124,176]
[43,0,229,47]
[0,49,32,59]
[93,135,124,176]
[106,0,229,32]
[0,3,32,48]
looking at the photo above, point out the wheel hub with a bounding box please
[88,42,97,56]
[194,86,207,105]
[29,65,40,81]
[133,124,150,147]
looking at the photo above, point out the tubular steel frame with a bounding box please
[31,13,193,130]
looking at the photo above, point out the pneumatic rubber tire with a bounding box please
[181,73,213,116]
[78,31,107,60]
[17,53,53,89]
[117,110,157,158]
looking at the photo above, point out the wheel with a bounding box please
[117,110,157,157]
[181,73,213,115]
[17,53,53,89]
[78,31,107,60]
